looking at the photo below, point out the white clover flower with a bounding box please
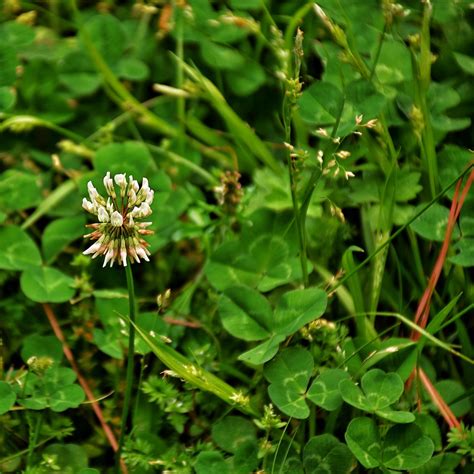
[82,173,155,267]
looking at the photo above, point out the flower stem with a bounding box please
[116,263,136,472]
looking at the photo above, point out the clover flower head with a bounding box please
[82,173,154,267]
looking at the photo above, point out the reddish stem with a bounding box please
[406,166,473,429]
[418,368,460,429]
[42,303,128,473]
[411,169,473,339]
[163,316,201,328]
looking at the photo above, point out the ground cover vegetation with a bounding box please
[0,0,473,472]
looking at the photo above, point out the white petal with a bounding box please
[103,248,114,267]
[98,206,109,222]
[145,189,154,205]
[83,241,101,255]
[103,171,111,189]
[120,247,127,266]
[140,202,152,216]
[128,189,137,207]
[110,211,123,227]
[82,198,95,213]
[87,181,99,201]
[136,247,150,261]
[114,173,127,186]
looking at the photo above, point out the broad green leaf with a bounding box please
[41,444,88,473]
[94,141,156,180]
[0,86,16,111]
[0,47,16,87]
[396,169,422,201]
[0,382,16,415]
[226,59,266,96]
[194,451,229,474]
[218,285,272,341]
[212,416,256,453]
[449,238,474,267]
[200,40,245,70]
[339,369,405,416]
[0,170,42,212]
[360,369,404,410]
[299,81,344,123]
[431,114,470,132]
[264,347,313,419]
[59,50,101,96]
[0,226,42,270]
[374,409,415,423]
[344,417,381,469]
[433,380,471,417]
[238,334,285,365]
[21,334,63,363]
[20,266,75,303]
[453,52,474,75]
[116,57,149,81]
[93,328,122,359]
[427,83,461,114]
[241,234,291,291]
[345,80,387,124]
[206,234,300,292]
[410,203,458,242]
[382,423,434,470]
[42,215,86,263]
[274,288,327,335]
[415,414,442,451]
[307,369,350,411]
[49,384,86,412]
[411,453,461,474]
[21,367,85,412]
[81,14,126,66]
[303,434,353,474]
[376,40,412,83]
[230,442,259,474]
[0,21,35,48]
[339,378,371,411]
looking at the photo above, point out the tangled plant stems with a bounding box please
[82,173,155,472]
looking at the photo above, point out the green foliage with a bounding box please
[339,368,415,422]
[264,347,314,419]
[0,0,472,471]
[307,368,350,411]
[345,417,434,470]
[303,435,353,474]
[20,266,75,303]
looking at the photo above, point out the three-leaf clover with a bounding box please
[339,368,415,422]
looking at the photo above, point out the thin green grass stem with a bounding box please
[116,263,136,472]
[175,2,186,155]
[26,411,43,468]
